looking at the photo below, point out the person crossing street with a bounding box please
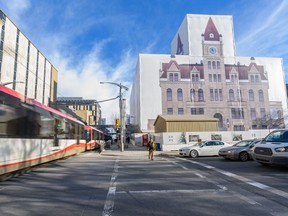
[147,139,155,160]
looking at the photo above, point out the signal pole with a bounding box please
[100,82,129,152]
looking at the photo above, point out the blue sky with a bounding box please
[0,0,287,122]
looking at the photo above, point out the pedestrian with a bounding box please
[147,139,154,160]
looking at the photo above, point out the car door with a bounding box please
[214,141,225,155]
[200,141,215,156]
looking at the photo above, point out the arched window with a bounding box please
[212,61,216,69]
[229,89,234,101]
[217,61,220,69]
[198,89,204,101]
[259,90,264,102]
[190,89,195,101]
[167,88,172,101]
[177,88,183,101]
[249,89,254,101]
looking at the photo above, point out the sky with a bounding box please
[0,0,287,123]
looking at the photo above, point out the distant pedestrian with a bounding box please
[126,136,130,144]
[147,139,154,160]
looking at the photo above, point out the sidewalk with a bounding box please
[100,142,178,157]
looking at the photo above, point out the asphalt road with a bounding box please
[0,150,288,216]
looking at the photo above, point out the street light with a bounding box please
[100,81,129,152]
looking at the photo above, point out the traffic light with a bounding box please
[115,118,120,128]
[56,119,62,128]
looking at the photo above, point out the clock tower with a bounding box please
[201,17,227,128]
[202,17,223,58]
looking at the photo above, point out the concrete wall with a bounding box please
[153,130,270,151]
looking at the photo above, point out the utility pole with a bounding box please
[100,81,129,152]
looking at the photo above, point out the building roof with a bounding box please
[154,115,218,125]
[202,17,221,41]
[160,58,267,81]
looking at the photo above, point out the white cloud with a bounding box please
[51,40,135,124]
[3,0,31,23]
[237,0,288,57]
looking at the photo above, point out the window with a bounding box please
[209,74,212,82]
[255,75,259,83]
[214,89,219,101]
[250,108,256,120]
[168,73,179,81]
[234,125,245,131]
[191,74,199,82]
[217,61,220,69]
[167,108,173,115]
[208,61,211,69]
[213,74,217,82]
[229,89,234,101]
[249,89,254,101]
[219,89,223,101]
[190,89,195,101]
[260,108,266,121]
[178,108,184,115]
[191,108,204,115]
[167,88,172,101]
[259,90,264,102]
[217,74,221,82]
[210,89,214,101]
[237,89,242,101]
[250,75,255,83]
[212,61,216,69]
[198,89,204,101]
[177,88,183,101]
[231,108,244,119]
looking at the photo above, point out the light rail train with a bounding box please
[0,84,107,178]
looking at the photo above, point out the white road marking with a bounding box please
[179,158,288,200]
[116,188,226,194]
[172,161,189,170]
[102,158,119,216]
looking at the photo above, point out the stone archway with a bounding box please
[214,113,224,129]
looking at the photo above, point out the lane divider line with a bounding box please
[102,158,119,216]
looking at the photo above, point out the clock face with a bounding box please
[209,46,217,54]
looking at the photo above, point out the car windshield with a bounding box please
[265,131,288,143]
[233,140,252,147]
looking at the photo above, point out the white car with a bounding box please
[179,140,231,158]
[253,130,288,166]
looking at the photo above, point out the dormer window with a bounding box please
[168,72,179,81]
[209,33,214,38]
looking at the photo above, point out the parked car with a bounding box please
[179,140,230,158]
[253,130,288,166]
[218,139,261,161]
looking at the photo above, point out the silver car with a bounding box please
[253,130,288,166]
[218,139,260,161]
[179,140,230,158]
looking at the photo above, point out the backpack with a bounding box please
[148,142,154,150]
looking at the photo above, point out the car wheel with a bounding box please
[239,152,249,162]
[190,150,198,158]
